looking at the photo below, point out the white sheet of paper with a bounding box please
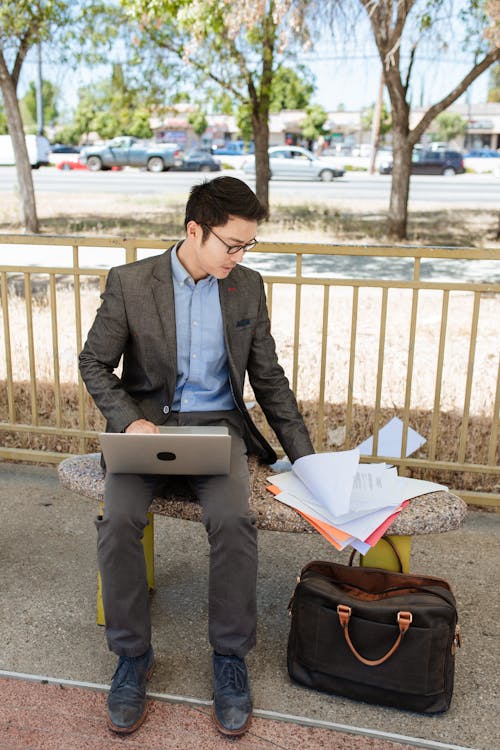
[268,470,404,531]
[273,487,402,548]
[268,471,318,506]
[349,538,371,555]
[338,503,404,539]
[292,449,360,516]
[388,476,448,503]
[357,417,426,457]
[350,464,399,511]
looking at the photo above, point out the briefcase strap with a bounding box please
[337,604,412,667]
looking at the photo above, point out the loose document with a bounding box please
[267,420,446,554]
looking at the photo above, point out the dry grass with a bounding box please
[0,191,499,247]
[1,380,497,494]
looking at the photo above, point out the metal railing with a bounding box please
[1,234,499,507]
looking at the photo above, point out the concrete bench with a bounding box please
[57,453,467,624]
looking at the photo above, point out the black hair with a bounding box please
[184,176,267,240]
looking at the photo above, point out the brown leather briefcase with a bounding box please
[287,560,461,713]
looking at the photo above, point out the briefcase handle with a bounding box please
[337,604,412,666]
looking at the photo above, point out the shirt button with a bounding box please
[192,353,197,358]
[163,405,170,414]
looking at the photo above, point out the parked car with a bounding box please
[79,136,183,172]
[243,146,345,181]
[464,148,499,158]
[56,157,89,171]
[49,143,81,167]
[212,140,254,156]
[379,149,465,176]
[174,150,221,172]
[50,143,81,155]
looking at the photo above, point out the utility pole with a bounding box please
[369,69,384,175]
[36,43,44,134]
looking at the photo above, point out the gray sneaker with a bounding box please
[107,645,155,734]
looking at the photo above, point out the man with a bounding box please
[79,176,314,737]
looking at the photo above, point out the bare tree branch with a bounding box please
[146,28,247,103]
[404,41,417,93]
[410,47,500,144]
[11,32,33,90]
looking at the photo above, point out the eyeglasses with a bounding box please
[203,225,258,255]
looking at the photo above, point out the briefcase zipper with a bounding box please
[300,569,455,606]
[293,575,457,625]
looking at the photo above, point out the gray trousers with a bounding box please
[95,410,257,659]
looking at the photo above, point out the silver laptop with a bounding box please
[99,425,231,475]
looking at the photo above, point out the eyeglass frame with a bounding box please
[202,224,258,255]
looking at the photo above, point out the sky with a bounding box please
[17,11,493,122]
[304,44,490,112]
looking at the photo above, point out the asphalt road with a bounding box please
[0,166,498,209]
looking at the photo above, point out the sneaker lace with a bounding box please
[112,656,141,693]
[216,657,247,692]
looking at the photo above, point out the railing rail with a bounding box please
[1,234,499,507]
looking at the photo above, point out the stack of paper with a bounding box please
[267,420,447,554]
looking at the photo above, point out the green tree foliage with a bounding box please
[487,63,500,101]
[236,64,315,142]
[64,64,154,142]
[188,109,208,138]
[236,103,253,143]
[21,80,59,131]
[0,1,125,232]
[52,123,81,145]
[0,98,7,133]
[433,112,467,143]
[300,104,329,147]
[361,102,392,138]
[269,65,315,112]
[121,0,317,214]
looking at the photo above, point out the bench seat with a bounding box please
[57,453,467,537]
[58,452,467,625]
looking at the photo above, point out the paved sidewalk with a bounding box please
[1,462,498,750]
[2,675,421,750]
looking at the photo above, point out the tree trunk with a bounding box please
[0,54,39,233]
[388,127,413,239]
[252,113,270,216]
[383,64,412,240]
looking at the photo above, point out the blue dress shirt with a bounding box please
[171,246,235,412]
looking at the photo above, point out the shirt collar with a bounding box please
[171,242,217,288]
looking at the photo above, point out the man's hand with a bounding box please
[125,419,160,434]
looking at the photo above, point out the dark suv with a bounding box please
[380,149,465,176]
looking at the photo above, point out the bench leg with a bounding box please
[359,534,411,573]
[96,510,155,626]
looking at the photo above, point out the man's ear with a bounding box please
[186,220,200,240]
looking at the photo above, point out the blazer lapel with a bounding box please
[151,248,178,389]
[218,274,240,350]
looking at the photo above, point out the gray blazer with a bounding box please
[79,248,314,464]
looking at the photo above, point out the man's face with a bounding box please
[183,215,258,281]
